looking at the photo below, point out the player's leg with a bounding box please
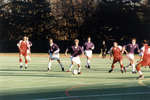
[48,58,52,71]
[86,56,92,69]
[57,59,64,71]
[77,64,82,74]
[109,59,117,73]
[119,60,126,73]
[27,49,31,62]
[19,54,23,69]
[136,63,144,79]
[67,61,74,72]
[24,55,28,69]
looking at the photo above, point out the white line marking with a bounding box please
[35,91,150,100]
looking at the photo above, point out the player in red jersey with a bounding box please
[17,36,28,69]
[108,42,126,73]
[136,40,150,79]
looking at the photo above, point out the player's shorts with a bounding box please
[19,50,27,57]
[49,53,60,60]
[85,50,92,57]
[127,53,134,60]
[71,56,81,64]
[113,56,122,63]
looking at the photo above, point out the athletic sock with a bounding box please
[132,64,136,72]
[87,60,90,66]
[139,71,143,75]
[78,65,81,72]
[69,64,73,71]
[48,62,52,69]
[59,62,64,69]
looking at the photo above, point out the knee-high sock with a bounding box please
[48,62,52,69]
[132,63,136,72]
[78,65,81,72]
[25,58,28,67]
[136,65,143,75]
[121,64,123,70]
[19,58,23,66]
[111,64,115,70]
[58,61,64,68]
[69,64,73,71]
[87,60,90,66]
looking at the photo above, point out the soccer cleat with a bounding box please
[88,65,91,69]
[78,72,82,75]
[20,65,23,69]
[137,75,144,80]
[132,71,137,74]
[108,69,113,73]
[48,68,51,72]
[85,65,90,69]
[25,67,27,70]
[62,68,65,72]
[66,70,70,72]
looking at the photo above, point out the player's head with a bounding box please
[132,38,136,45]
[87,37,91,42]
[113,41,118,47]
[26,36,29,41]
[23,36,27,41]
[142,40,148,45]
[74,39,79,46]
[49,38,53,44]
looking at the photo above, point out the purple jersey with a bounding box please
[48,43,59,53]
[125,44,139,54]
[68,45,83,57]
[84,42,94,50]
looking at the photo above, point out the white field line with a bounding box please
[36,91,150,100]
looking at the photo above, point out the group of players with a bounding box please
[17,36,150,79]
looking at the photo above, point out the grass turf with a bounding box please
[0,54,150,100]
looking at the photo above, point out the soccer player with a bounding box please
[65,39,83,74]
[26,36,32,62]
[17,36,28,69]
[136,40,150,79]
[101,40,107,58]
[108,42,126,73]
[84,37,94,69]
[123,38,140,73]
[48,38,64,71]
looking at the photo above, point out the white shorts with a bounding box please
[127,53,134,60]
[85,50,92,58]
[49,53,60,60]
[71,56,81,64]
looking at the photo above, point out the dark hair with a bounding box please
[132,38,136,41]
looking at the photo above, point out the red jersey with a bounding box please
[17,40,28,56]
[140,44,150,66]
[111,46,122,58]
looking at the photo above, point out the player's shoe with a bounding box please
[62,68,65,72]
[85,65,90,69]
[20,65,23,69]
[66,70,70,72]
[48,68,51,72]
[88,65,91,69]
[108,69,113,73]
[137,75,144,80]
[78,72,82,75]
[25,67,28,70]
[132,71,137,74]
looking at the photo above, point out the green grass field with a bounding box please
[0,54,150,100]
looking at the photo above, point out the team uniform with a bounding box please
[17,40,28,69]
[26,40,32,61]
[67,45,83,73]
[109,46,125,73]
[101,43,107,58]
[48,43,64,71]
[136,44,150,79]
[84,42,94,68]
[124,44,140,72]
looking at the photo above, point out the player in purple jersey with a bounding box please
[84,37,94,69]
[48,38,64,71]
[65,39,83,74]
[123,38,140,73]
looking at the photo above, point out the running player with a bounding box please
[136,40,150,79]
[17,36,28,69]
[108,42,126,73]
[26,36,32,62]
[101,40,107,58]
[84,37,94,69]
[123,38,140,73]
[65,39,83,74]
[48,38,64,71]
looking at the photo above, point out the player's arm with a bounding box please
[53,44,60,54]
[122,45,128,54]
[137,44,140,53]
[65,48,69,56]
[17,41,22,51]
[91,43,95,50]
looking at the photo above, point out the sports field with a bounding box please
[0,53,150,100]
